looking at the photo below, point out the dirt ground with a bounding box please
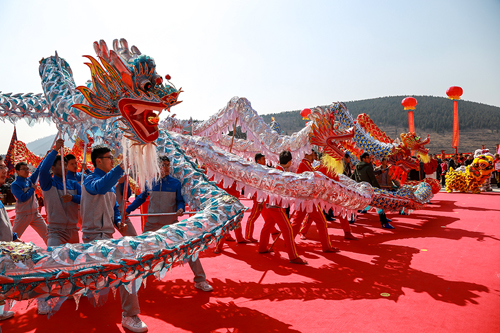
[379,126,499,155]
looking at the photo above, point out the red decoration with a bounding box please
[300,108,311,118]
[447,86,463,152]
[402,97,417,133]
[446,86,463,100]
[452,100,459,150]
[401,97,417,110]
[165,74,171,80]
[4,127,17,176]
[407,111,415,133]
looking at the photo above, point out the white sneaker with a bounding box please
[37,300,50,315]
[194,281,213,292]
[0,310,14,321]
[122,315,148,332]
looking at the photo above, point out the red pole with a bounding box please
[408,110,415,133]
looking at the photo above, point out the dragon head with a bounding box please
[467,155,494,180]
[73,39,182,145]
[309,110,354,161]
[400,132,430,162]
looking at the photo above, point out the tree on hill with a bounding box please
[261,95,500,134]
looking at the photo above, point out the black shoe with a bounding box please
[381,222,395,229]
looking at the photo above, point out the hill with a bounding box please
[26,133,73,156]
[261,95,500,154]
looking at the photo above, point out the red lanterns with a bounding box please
[401,97,417,110]
[402,97,417,133]
[446,86,463,100]
[301,108,311,119]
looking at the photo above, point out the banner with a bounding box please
[4,127,17,176]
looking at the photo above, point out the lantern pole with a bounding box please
[402,97,417,156]
[446,86,463,156]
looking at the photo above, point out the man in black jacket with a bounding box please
[352,153,394,229]
[353,153,380,187]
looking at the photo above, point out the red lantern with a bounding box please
[446,86,463,100]
[300,108,311,119]
[402,97,417,133]
[401,97,417,110]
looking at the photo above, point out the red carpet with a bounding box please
[2,192,500,332]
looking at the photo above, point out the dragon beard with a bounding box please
[121,136,161,191]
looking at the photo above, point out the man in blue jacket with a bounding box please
[115,175,138,237]
[11,161,48,244]
[65,153,91,184]
[37,139,82,315]
[0,157,20,321]
[81,145,147,333]
[39,139,81,246]
[126,156,213,292]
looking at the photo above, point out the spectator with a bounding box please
[440,159,449,187]
[449,156,458,170]
[374,157,393,189]
[458,153,465,164]
[342,153,352,177]
[423,154,438,179]
[436,154,443,182]
[464,154,474,167]
[494,153,500,188]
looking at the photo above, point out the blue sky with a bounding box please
[1,0,499,153]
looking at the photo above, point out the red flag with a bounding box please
[4,127,17,176]
[452,101,459,150]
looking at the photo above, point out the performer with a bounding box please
[374,157,394,189]
[81,145,147,333]
[11,161,48,244]
[39,139,81,246]
[65,153,91,184]
[423,155,438,179]
[213,181,250,246]
[115,176,138,236]
[126,156,214,292]
[352,153,394,229]
[37,139,82,315]
[258,151,307,264]
[244,153,266,242]
[290,151,340,251]
[0,157,20,321]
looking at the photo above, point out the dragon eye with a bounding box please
[140,79,152,91]
[155,76,163,85]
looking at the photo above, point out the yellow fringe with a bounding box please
[417,153,430,163]
[321,154,344,175]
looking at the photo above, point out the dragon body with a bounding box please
[329,102,430,175]
[0,129,245,306]
[0,38,435,308]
